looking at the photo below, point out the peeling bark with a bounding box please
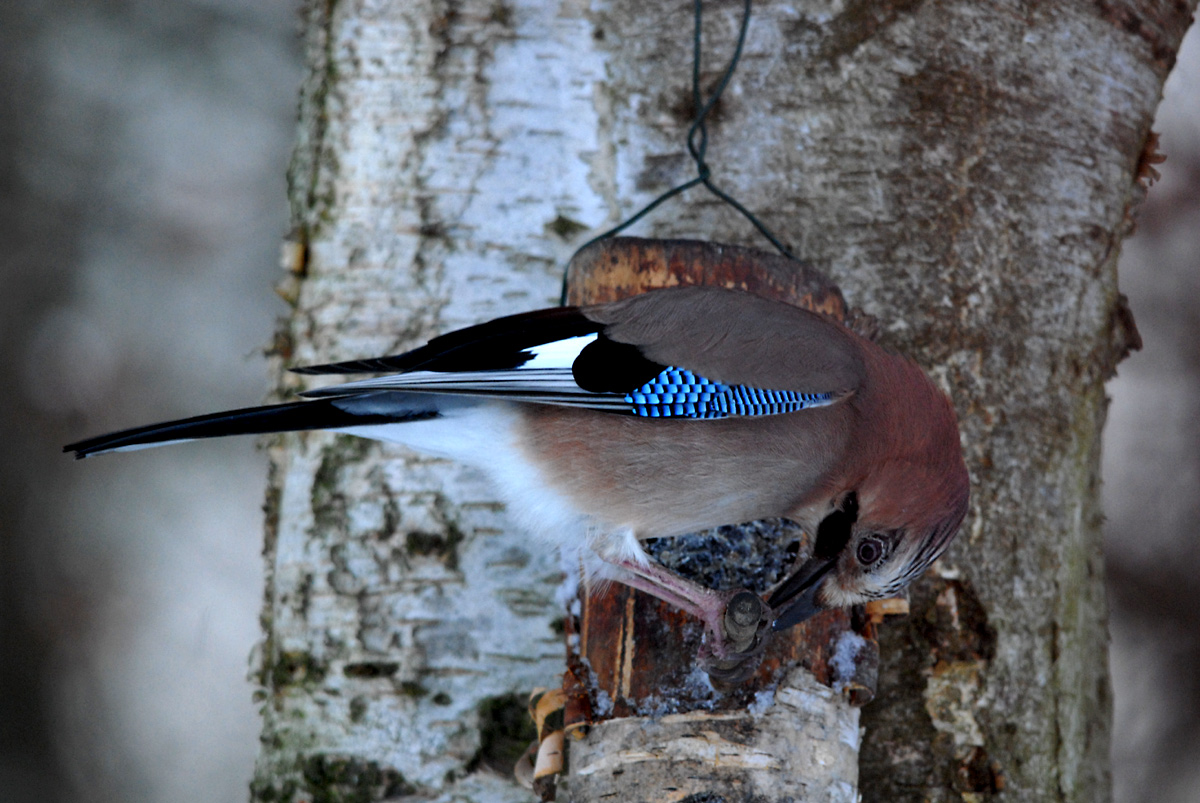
[568,669,859,802]
[255,1,1195,801]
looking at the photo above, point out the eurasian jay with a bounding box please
[65,285,970,658]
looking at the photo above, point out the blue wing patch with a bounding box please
[625,367,837,419]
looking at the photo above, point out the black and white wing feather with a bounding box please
[64,287,862,458]
[297,295,846,420]
[298,325,657,413]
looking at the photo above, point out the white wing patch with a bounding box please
[521,333,598,368]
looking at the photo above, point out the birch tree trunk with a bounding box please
[253,1,1194,801]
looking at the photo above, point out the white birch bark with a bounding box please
[255,3,610,800]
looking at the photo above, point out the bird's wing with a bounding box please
[584,284,865,394]
[297,286,865,419]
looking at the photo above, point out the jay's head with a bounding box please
[770,356,970,630]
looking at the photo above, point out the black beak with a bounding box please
[770,491,859,631]
[767,555,837,631]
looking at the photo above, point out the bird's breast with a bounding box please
[513,402,855,539]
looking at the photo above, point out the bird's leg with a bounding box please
[609,557,726,634]
[608,557,768,661]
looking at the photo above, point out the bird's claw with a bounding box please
[699,589,772,683]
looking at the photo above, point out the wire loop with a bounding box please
[578,0,796,261]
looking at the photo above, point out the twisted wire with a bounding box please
[576,0,796,261]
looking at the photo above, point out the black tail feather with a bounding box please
[64,395,437,459]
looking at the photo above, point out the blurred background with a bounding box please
[0,3,1195,802]
[1,2,297,801]
[1104,28,1200,803]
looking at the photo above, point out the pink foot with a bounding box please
[608,558,771,681]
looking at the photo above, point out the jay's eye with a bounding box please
[856,536,885,567]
